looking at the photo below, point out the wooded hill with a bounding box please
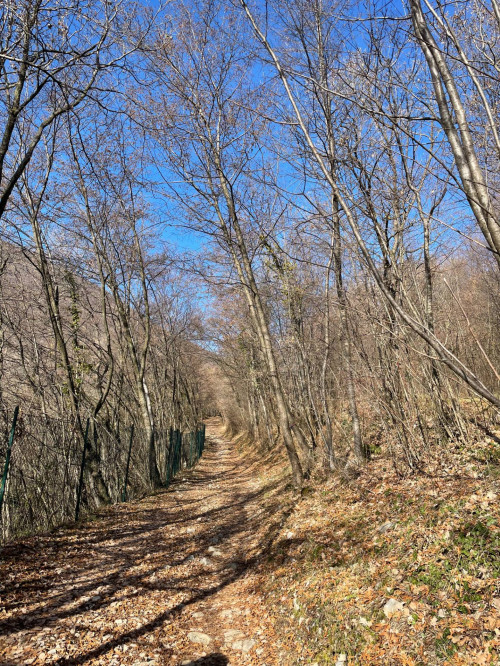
[0,242,213,539]
[0,0,500,545]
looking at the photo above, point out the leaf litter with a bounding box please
[2,423,500,665]
[0,421,291,665]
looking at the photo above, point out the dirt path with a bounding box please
[0,420,291,666]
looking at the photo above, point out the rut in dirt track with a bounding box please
[0,420,292,666]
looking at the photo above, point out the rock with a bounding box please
[359,616,372,627]
[232,638,256,652]
[335,655,347,666]
[383,598,405,618]
[378,521,395,534]
[192,611,204,619]
[199,557,211,566]
[187,631,212,645]
[224,629,246,642]
[186,527,195,533]
[207,546,223,557]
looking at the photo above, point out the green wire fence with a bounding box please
[0,407,206,543]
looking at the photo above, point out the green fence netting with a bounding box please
[0,407,206,542]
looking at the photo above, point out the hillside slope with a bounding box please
[256,439,500,665]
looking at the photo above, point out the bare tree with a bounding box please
[144,0,310,485]
[238,0,500,413]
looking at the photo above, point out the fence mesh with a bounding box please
[0,409,206,542]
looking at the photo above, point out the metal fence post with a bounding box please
[174,430,180,475]
[189,431,194,467]
[75,418,90,522]
[165,426,174,487]
[173,430,177,476]
[121,424,134,502]
[176,431,182,475]
[0,406,19,517]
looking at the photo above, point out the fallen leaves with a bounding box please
[0,422,288,665]
[256,452,500,664]
[2,422,500,665]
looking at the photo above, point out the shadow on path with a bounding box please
[181,655,229,666]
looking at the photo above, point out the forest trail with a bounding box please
[0,420,290,666]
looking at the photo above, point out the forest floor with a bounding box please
[0,419,294,666]
[1,421,500,666]
[259,435,500,666]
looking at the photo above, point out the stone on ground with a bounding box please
[187,631,212,645]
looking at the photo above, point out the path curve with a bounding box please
[0,420,290,666]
